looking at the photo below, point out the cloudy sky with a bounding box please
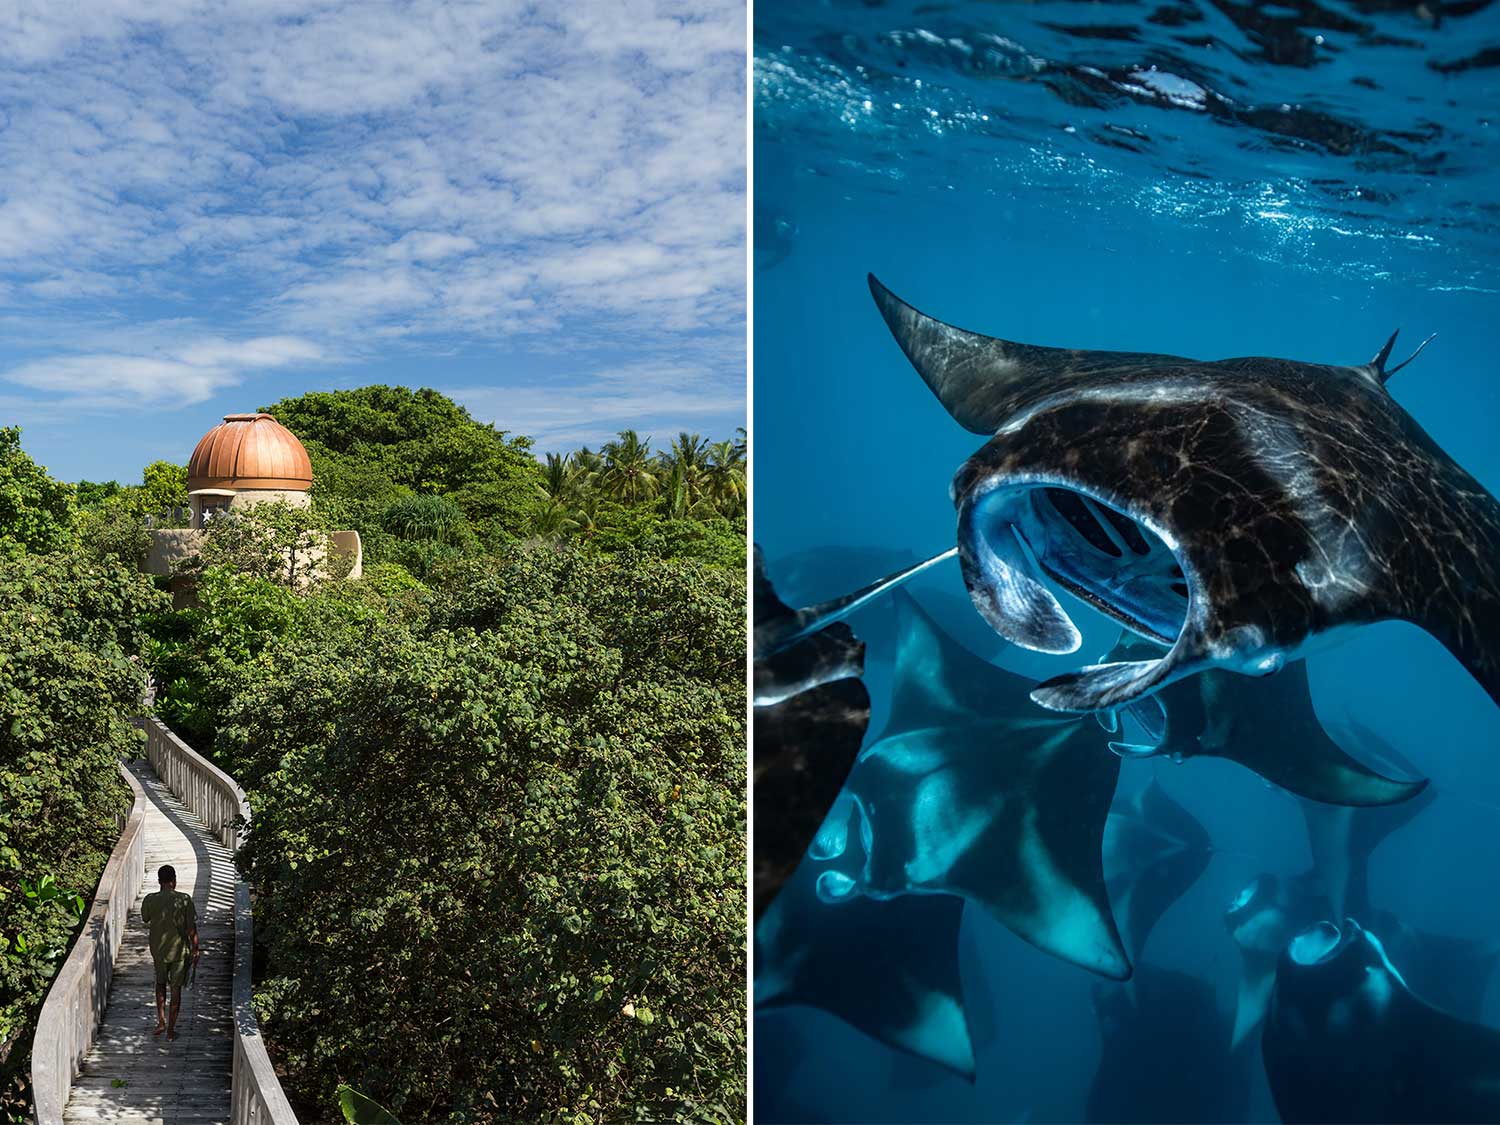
[0,0,745,482]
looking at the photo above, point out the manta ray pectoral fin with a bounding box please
[867,274,1198,435]
[1213,729,1428,808]
[1031,654,1179,713]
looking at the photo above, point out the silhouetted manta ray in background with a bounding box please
[848,590,1130,979]
[1264,920,1500,1124]
[755,799,977,1078]
[1225,743,1499,1046]
[1223,731,1429,1050]
[1102,778,1212,963]
[1098,629,1427,807]
[1086,963,1253,1125]
[869,274,1500,716]
[753,547,872,917]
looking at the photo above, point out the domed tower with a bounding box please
[185,412,313,528]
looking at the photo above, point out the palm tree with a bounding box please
[600,429,659,504]
[659,461,717,521]
[531,497,577,538]
[566,492,604,541]
[706,439,746,517]
[538,452,572,501]
[382,494,468,545]
[657,432,711,513]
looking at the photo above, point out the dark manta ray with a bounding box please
[869,275,1500,714]
[1263,919,1500,1124]
[753,546,872,917]
[753,543,958,915]
[1103,777,1212,962]
[1087,964,1253,1125]
[1099,630,1427,807]
[755,802,977,1078]
[847,590,1130,978]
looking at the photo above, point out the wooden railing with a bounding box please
[140,718,299,1125]
[31,763,147,1123]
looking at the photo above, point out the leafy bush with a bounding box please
[264,386,542,549]
[192,500,353,588]
[221,545,746,1123]
[0,428,74,561]
[0,552,165,1114]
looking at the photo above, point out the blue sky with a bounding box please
[0,0,746,483]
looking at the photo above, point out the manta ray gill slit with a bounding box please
[964,481,1192,653]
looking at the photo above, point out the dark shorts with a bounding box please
[154,958,190,988]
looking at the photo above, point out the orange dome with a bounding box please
[187,413,313,492]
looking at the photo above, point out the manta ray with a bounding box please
[1225,744,1498,1047]
[869,275,1500,715]
[1086,964,1254,1125]
[1263,920,1500,1123]
[756,725,1212,1080]
[753,546,872,917]
[1102,777,1213,963]
[847,590,1130,979]
[753,543,964,915]
[754,800,976,1078]
[1099,631,1427,806]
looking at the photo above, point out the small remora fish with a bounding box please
[869,274,1500,716]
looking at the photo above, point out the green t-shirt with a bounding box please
[141,889,196,965]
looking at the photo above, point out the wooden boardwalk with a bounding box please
[63,761,237,1124]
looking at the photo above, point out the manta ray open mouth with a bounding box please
[960,481,1192,656]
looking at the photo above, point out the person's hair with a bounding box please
[158,864,177,884]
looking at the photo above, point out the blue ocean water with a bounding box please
[753,1,1500,1120]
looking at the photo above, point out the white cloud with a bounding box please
[5,333,325,407]
[454,357,744,452]
[0,0,745,419]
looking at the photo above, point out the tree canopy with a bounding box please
[3,396,748,1122]
[0,436,164,1114]
[263,386,542,552]
[0,428,75,561]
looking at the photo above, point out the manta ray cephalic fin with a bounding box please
[1030,654,1179,713]
[958,496,1081,655]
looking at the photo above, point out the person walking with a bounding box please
[141,864,199,1041]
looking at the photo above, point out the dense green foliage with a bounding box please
[257,386,746,574]
[213,546,745,1123]
[0,429,75,561]
[263,386,542,557]
[0,546,164,1113]
[3,393,747,1121]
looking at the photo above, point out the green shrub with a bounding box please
[0,429,75,561]
[221,545,745,1123]
[0,553,165,1113]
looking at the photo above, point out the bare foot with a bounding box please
[167,1028,178,1041]
[153,1022,166,1036]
